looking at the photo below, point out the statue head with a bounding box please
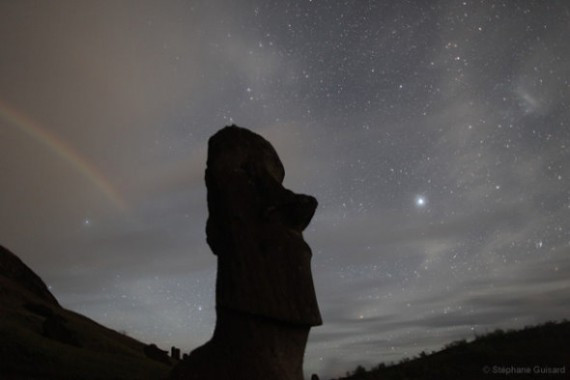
[205,126,321,326]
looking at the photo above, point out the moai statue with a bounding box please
[170,126,322,380]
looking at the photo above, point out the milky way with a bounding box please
[1,1,569,378]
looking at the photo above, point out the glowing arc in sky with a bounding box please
[0,100,126,210]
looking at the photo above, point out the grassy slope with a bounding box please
[335,320,570,380]
[0,272,171,379]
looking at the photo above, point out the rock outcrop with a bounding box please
[170,126,322,379]
[144,343,171,365]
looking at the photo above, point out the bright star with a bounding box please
[415,196,426,207]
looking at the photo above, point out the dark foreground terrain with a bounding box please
[2,243,568,380]
[335,320,570,380]
[0,245,172,380]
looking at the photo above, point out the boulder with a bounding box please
[43,314,81,347]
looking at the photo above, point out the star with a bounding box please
[415,196,427,207]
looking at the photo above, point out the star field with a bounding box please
[1,1,569,378]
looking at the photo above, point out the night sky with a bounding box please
[1,1,569,378]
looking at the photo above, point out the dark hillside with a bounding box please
[0,245,172,380]
[334,320,570,380]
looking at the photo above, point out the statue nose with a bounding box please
[296,194,317,213]
[287,194,317,232]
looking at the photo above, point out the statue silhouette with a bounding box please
[170,126,321,379]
